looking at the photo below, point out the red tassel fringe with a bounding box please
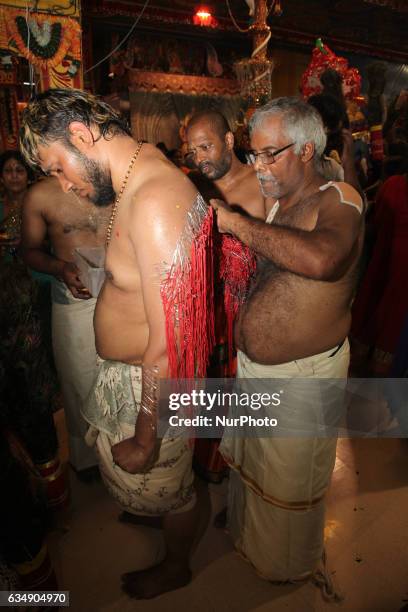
[219,235,257,366]
[161,206,215,379]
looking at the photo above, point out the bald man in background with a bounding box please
[186,110,265,220]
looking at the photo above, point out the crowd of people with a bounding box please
[0,71,407,601]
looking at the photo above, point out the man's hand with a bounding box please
[111,437,159,474]
[61,262,91,299]
[210,198,237,234]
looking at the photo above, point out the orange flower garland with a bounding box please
[5,10,81,70]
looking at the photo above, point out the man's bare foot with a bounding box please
[121,560,191,599]
[213,506,227,529]
[118,511,162,529]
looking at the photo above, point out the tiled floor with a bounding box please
[49,411,408,612]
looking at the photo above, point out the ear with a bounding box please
[225,131,235,151]
[67,121,94,154]
[300,142,315,163]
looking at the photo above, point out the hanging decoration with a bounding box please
[231,0,275,106]
[300,38,361,100]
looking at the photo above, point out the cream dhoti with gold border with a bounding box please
[220,340,350,581]
[51,279,98,471]
[82,359,195,515]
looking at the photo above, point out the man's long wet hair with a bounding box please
[20,88,132,170]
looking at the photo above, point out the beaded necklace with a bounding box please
[106,140,143,247]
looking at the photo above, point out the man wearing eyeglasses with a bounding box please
[212,97,364,586]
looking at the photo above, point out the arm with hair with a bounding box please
[211,187,362,282]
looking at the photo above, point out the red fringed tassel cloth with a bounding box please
[160,195,215,379]
[219,235,257,366]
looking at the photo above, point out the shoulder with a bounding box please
[130,148,199,218]
[24,177,60,211]
[319,181,363,214]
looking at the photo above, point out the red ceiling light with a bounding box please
[193,6,216,27]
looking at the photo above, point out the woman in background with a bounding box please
[0,151,66,511]
[0,150,33,250]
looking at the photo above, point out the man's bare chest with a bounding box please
[104,234,143,295]
[274,199,320,232]
[48,208,109,238]
[224,183,264,218]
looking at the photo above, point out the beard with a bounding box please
[256,172,282,199]
[75,151,115,207]
[198,150,232,181]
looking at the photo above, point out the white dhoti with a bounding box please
[83,359,196,515]
[220,340,350,581]
[51,280,98,471]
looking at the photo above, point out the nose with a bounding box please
[194,150,207,164]
[253,156,267,173]
[57,175,74,193]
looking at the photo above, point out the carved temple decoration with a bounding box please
[363,0,408,10]
[129,70,240,97]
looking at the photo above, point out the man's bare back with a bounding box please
[234,183,363,364]
[95,143,198,364]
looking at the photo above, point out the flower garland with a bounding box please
[6,11,81,70]
[16,16,62,60]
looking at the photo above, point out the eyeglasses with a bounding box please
[246,142,295,165]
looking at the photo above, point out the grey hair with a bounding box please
[249,97,327,161]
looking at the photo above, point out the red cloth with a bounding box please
[351,175,408,353]
[161,206,215,379]
[219,235,257,370]
[301,40,361,100]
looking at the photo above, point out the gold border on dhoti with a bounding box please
[225,457,326,511]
